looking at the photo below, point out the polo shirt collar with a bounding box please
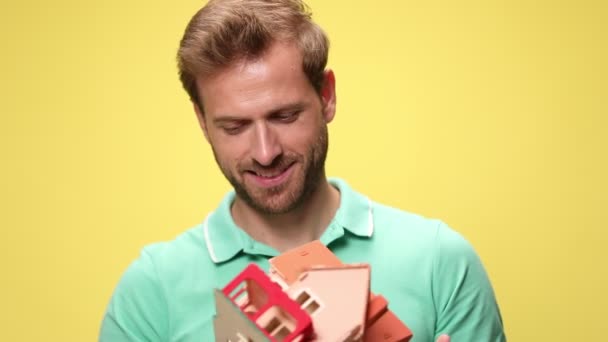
[203,178,374,264]
[202,191,247,263]
[327,178,375,238]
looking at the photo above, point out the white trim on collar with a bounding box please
[202,214,219,263]
[366,197,375,237]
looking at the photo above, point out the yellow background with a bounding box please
[1,0,606,340]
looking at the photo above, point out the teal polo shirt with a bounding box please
[100,178,506,342]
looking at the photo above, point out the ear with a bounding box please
[320,69,337,123]
[193,101,210,142]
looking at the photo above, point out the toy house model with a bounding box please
[213,241,413,342]
[213,263,313,342]
[269,241,413,342]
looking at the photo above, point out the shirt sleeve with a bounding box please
[432,222,506,341]
[99,249,169,342]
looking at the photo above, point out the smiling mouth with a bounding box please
[248,163,294,177]
[251,170,285,178]
[245,163,295,187]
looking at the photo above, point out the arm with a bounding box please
[99,250,169,342]
[432,222,506,341]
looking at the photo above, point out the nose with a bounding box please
[250,122,282,166]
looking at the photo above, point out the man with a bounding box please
[100,0,506,341]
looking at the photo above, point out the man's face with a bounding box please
[195,42,336,215]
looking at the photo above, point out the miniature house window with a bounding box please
[303,300,320,315]
[295,291,310,305]
[258,305,299,340]
[273,326,291,340]
[228,279,269,315]
[264,316,282,334]
[230,282,248,305]
[294,290,321,315]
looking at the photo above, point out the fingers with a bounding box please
[437,334,451,342]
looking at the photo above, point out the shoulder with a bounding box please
[332,177,475,261]
[141,224,209,264]
[370,201,447,247]
[121,224,216,285]
[367,200,482,270]
[110,224,205,290]
[101,224,213,337]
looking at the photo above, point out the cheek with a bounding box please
[210,137,248,166]
[281,120,322,150]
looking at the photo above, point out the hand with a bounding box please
[437,334,450,342]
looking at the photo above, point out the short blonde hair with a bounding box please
[177,0,330,107]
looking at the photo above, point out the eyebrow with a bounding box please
[212,116,247,125]
[212,101,308,125]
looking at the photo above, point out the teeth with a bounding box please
[256,172,279,178]
[254,170,282,178]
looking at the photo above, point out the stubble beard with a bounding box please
[212,124,328,215]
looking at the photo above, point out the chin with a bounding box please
[251,193,298,215]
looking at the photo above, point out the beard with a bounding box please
[212,124,329,215]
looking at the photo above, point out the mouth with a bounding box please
[245,163,295,188]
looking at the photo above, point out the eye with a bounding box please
[274,111,299,123]
[221,122,246,135]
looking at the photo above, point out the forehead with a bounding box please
[196,42,316,117]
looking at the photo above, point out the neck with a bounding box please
[231,178,340,253]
